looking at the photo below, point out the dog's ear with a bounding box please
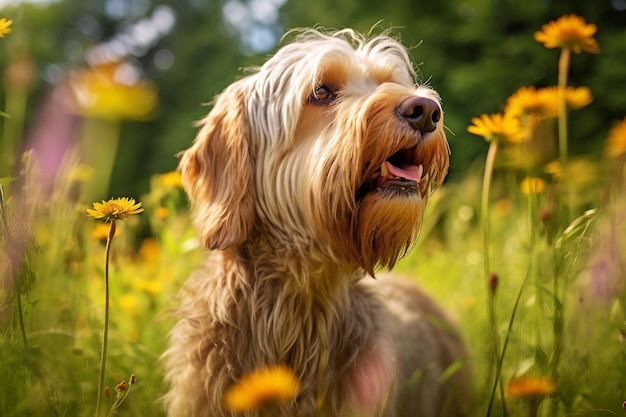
[179,81,255,250]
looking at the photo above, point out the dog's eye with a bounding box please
[311,85,336,104]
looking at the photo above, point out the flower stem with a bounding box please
[557,47,574,220]
[481,139,505,417]
[95,220,116,417]
[481,140,498,280]
[557,47,571,168]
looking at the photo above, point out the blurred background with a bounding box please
[0,0,624,200]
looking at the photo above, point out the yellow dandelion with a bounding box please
[86,197,144,222]
[142,279,162,295]
[155,206,170,220]
[467,113,525,143]
[520,177,547,195]
[562,86,593,109]
[534,14,600,54]
[544,160,563,178]
[69,61,158,121]
[604,118,626,159]
[158,171,183,188]
[133,278,163,295]
[119,293,140,318]
[139,238,160,262]
[505,86,592,118]
[507,376,556,397]
[0,18,12,38]
[224,365,300,412]
[504,87,545,118]
[538,86,593,117]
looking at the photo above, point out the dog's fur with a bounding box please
[163,28,471,417]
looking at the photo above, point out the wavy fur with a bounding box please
[164,28,470,417]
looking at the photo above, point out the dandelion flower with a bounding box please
[537,86,592,117]
[224,365,300,412]
[504,87,544,117]
[507,376,556,397]
[87,197,144,222]
[70,62,158,120]
[0,18,12,38]
[520,177,547,195]
[119,294,140,317]
[155,206,169,219]
[132,278,163,295]
[505,86,592,118]
[158,171,183,188]
[467,113,525,143]
[604,118,626,159]
[534,14,600,54]
[561,86,593,109]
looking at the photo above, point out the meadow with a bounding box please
[2,13,626,417]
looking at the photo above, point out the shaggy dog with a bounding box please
[163,28,471,417]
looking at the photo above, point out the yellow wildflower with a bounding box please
[534,14,600,54]
[139,238,160,262]
[224,365,300,412]
[467,113,525,143]
[119,294,140,317]
[133,279,162,295]
[0,18,12,38]
[538,86,592,117]
[604,118,626,159]
[507,376,556,397]
[87,197,144,222]
[158,171,183,188]
[504,87,544,117]
[561,86,594,109]
[155,207,169,220]
[505,86,592,118]
[544,160,563,178]
[70,62,158,120]
[520,177,547,195]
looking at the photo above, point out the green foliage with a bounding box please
[0,161,201,416]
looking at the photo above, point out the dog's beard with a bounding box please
[356,187,425,276]
[309,131,436,277]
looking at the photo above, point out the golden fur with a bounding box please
[163,28,471,417]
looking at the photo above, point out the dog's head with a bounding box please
[180,29,449,275]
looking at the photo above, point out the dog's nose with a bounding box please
[396,96,441,133]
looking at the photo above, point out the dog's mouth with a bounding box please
[359,146,430,197]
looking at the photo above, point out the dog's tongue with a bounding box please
[384,161,422,182]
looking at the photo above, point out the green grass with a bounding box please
[1,150,625,416]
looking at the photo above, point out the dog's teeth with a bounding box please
[381,162,389,177]
[417,164,424,181]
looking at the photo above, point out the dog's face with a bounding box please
[180,29,449,275]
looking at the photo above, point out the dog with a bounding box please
[163,28,471,417]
